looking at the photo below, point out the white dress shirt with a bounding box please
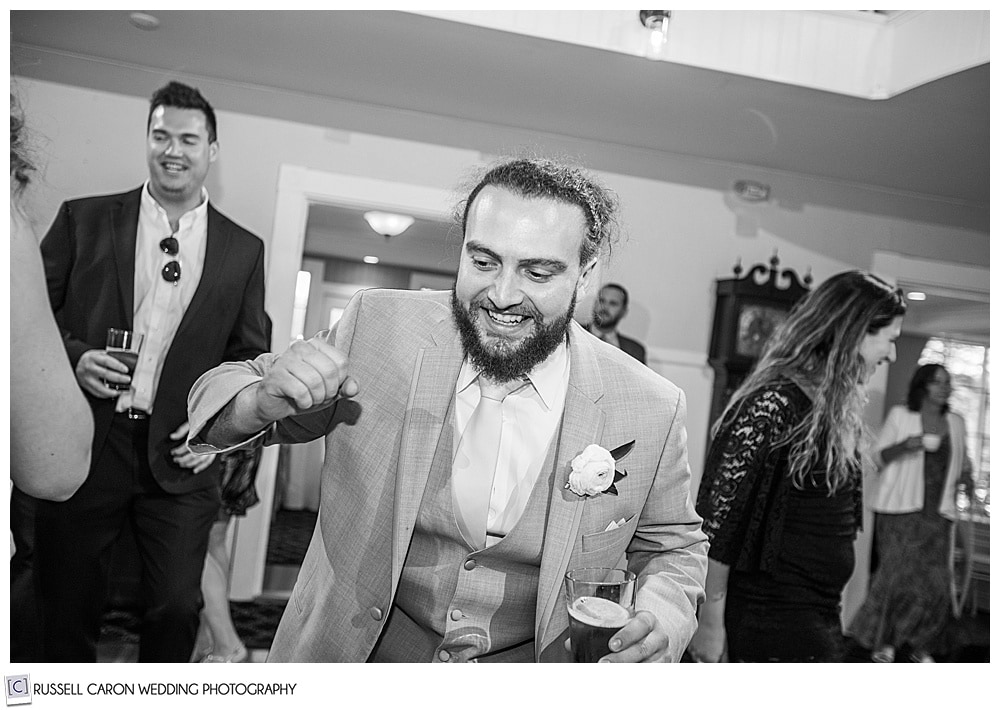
[452,340,570,545]
[118,182,208,413]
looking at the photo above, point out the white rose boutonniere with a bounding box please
[565,440,635,497]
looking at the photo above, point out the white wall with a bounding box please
[15,78,477,250]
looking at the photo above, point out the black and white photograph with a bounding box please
[6,9,989,705]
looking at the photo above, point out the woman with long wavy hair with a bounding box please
[686,270,906,662]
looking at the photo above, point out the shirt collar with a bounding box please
[141,181,210,230]
[456,337,569,410]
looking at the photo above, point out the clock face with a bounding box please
[736,304,788,358]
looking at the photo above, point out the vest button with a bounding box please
[369,606,383,621]
[438,649,451,662]
[464,559,476,570]
[450,608,463,621]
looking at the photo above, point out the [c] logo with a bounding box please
[5,676,32,706]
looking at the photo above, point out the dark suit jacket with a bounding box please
[617,333,647,365]
[41,187,271,494]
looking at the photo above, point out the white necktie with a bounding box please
[452,377,523,548]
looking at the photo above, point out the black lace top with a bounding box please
[696,379,862,574]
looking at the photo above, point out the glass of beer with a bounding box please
[104,328,143,392]
[564,567,636,662]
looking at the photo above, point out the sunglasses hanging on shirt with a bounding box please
[159,235,181,285]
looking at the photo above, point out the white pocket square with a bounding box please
[604,517,628,532]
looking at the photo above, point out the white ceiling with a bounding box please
[9,10,989,218]
[894,288,990,341]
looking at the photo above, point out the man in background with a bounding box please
[188,157,706,663]
[588,282,647,364]
[34,81,270,662]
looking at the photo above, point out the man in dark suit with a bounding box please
[34,81,271,662]
[587,283,647,364]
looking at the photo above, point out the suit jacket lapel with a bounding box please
[173,205,230,342]
[535,325,606,655]
[111,190,141,325]
[391,316,463,591]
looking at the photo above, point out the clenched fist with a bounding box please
[250,335,360,423]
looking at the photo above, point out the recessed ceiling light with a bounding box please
[128,12,161,31]
[363,255,380,265]
[907,291,927,301]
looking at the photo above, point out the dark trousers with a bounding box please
[9,486,42,661]
[34,413,219,662]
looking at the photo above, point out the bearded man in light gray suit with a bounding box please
[187,158,707,662]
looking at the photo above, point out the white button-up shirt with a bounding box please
[118,182,208,414]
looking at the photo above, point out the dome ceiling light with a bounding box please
[363,211,415,238]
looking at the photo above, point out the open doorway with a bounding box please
[265,206,458,592]
[228,166,459,600]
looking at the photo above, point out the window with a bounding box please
[919,338,990,517]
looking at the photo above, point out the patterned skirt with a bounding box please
[847,509,953,653]
[218,446,262,518]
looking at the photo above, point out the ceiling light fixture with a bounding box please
[363,255,380,265]
[128,12,161,31]
[907,291,927,301]
[734,180,771,203]
[363,211,415,238]
[639,10,671,55]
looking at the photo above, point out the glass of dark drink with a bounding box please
[564,567,636,663]
[104,328,143,392]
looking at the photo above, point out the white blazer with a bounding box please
[868,405,967,520]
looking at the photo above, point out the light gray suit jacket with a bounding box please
[188,288,707,662]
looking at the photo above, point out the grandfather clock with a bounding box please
[707,254,812,433]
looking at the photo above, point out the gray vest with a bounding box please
[371,417,555,663]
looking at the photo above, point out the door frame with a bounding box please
[228,165,455,599]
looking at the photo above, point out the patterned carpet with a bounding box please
[843,612,990,662]
[230,507,317,649]
[265,508,316,566]
[97,509,989,661]
[98,601,288,660]
[230,599,289,650]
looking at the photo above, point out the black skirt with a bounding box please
[725,480,857,662]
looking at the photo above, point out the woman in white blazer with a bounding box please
[849,364,973,663]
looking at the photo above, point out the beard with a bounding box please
[451,289,575,383]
